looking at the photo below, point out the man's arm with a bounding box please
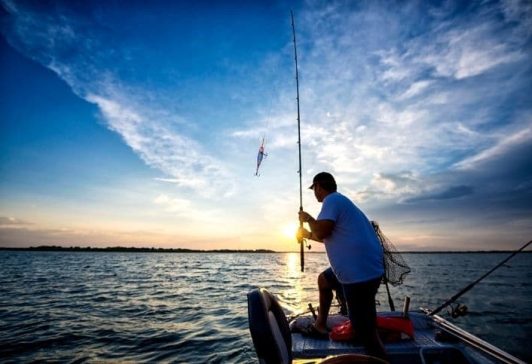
[297,227,323,242]
[307,217,334,240]
[299,211,335,241]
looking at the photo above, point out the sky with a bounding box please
[0,0,531,251]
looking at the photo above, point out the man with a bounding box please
[298,172,387,360]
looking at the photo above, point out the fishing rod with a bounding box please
[428,240,531,316]
[291,10,304,273]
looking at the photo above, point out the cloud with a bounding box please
[500,0,532,38]
[398,80,433,100]
[0,216,32,226]
[454,127,532,170]
[87,94,234,197]
[296,1,530,177]
[376,128,532,238]
[291,1,532,248]
[350,171,448,204]
[420,25,525,80]
[405,185,474,203]
[153,194,192,213]
[4,0,528,203]
[1,0,234,198]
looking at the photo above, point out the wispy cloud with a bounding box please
[418,23,525,80]
[295,1,530,186]
[1,0,234,198]
[398,80,433,100]
[87,93,234,197]
[454,127,532,170]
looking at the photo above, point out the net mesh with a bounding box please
[371,221,411,286]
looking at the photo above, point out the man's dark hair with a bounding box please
[311,172,337,192]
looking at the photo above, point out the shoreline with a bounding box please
[0,246,530,254]
[0,246,275,253]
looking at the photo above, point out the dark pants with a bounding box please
[323,268,386,359]
[322,267,347,313]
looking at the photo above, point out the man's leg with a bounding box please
[335,285,347,315]
[314,267,340,332]
[343,277,387,361]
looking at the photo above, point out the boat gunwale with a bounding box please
[420,308,526,364]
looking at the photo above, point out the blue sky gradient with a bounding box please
[1,0,531,251]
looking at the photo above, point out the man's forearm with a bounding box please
[307,217,332,241]
[308,229,323,242]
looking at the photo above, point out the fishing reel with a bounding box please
[448,303,468,318]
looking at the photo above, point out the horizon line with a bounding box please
[0,245,530,254]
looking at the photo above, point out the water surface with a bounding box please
[0,251,530,362]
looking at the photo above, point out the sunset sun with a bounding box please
[281,222,299,240]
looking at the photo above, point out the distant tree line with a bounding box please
[0,245,276,253]
[0,246,526,253]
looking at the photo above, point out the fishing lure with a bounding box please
[255,137,267,176]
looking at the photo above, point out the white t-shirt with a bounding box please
[317,192,384,284]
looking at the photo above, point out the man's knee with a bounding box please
[318,272,330,290]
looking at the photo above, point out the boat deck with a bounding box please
[291,312,497,364]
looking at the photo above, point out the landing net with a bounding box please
[372,221,411,286]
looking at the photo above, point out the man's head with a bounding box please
[309,172,336,202]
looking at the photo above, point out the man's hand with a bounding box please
[297,227,311,241]
[299,211,314,223]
